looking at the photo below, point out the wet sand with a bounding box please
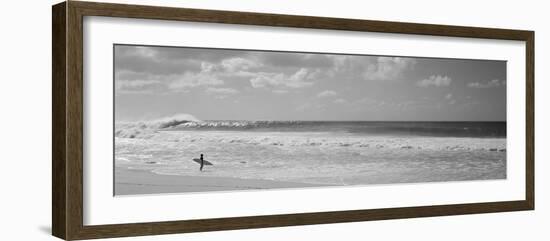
[115,168,325,195]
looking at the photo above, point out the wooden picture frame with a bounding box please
[52,1,534,240]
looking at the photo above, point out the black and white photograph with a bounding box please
[114,44,507,195]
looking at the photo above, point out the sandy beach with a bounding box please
[115,167,325,195]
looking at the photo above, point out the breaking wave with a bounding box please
[115,113,200,139]
[115,115,506,139]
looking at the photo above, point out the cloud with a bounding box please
[334,98,347,104]
[115,79,163,94]
[115,46,240,95]
[295,102,325,112]
[343,97,387,111]
[115,46,422,97]
[272,90,289,94]
[441,93,457,105]
[328,56,416,82]
[115,46,327,95]
[115,45,251,73]
[363,57,417,81]
[445,93,456,105]
[250,68,315,88]
[258,52,334,69]
[205,87,240,99]
[220,57,261,72]
[115,46,202,75]
[467,79,505,88]
[206,88,239,95]
[206,87,239,95]
[168,72,224,91]
[317,90,337,98]
[116,79,161,89]
[417,75,452,87]
[116,66,225,95]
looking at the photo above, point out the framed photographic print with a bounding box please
[52,1,534,240]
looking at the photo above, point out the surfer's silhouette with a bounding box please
[199,154,205,171]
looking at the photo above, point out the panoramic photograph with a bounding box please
[114,44,507,195]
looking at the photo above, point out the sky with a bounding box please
[114,44,506,122]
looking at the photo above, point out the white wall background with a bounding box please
[0,0,547,240]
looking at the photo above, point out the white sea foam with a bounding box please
[117,129,505,151]
[115,129,506,186]
[114,115,506,186]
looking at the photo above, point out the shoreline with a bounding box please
[115,167,326,195]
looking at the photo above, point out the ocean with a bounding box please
[115,118,507,189]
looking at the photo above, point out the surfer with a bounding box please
[192,154,212,171]
[199,154,205,171]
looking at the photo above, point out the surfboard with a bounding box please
[193,158,213,166]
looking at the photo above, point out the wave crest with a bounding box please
[115,113,200,138]
[175,120,299,129]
